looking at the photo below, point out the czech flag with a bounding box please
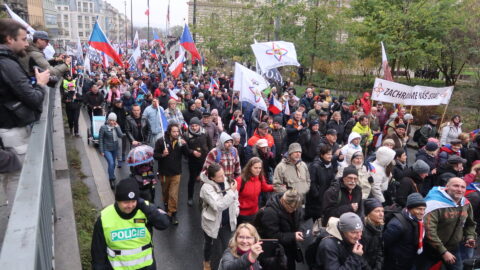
[209,77,219,93]
[151,48,158,59]
[180,24,201,62]
[168,47,185,78]
[89,22,123,67]
[153,30,165,54]
[268,96,282,115]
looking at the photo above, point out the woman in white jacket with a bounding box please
[200,163,240,270]
[440,115,462,146]
[370,146,396,203]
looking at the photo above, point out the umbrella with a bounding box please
[126,145,154,166]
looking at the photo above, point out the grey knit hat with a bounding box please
[282,189,302,209]
[338,212,363,232]
[288,143,302,154]
[413,160,430,175]
[406,193,426,209]
[189,117,201,126]
[108,112,117,121]
[342,166,359,178]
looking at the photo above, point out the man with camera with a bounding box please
[0,19,50,161]
[18,31,71,78]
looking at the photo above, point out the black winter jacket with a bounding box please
[299,129,323,163]
[0,47,45,128]
[361,221,383,270]
[306,157,336,220]
[153,135,187,176]
[395,169,424,208]
[383,209,420,270]
[84,91,104,109]
[322,180,363,226]
[125,115,151,144]
[327,119,345,144]
[181,108,202,126]
[184,127,211,163]
[260,193,303,261]
[316,231,369,270]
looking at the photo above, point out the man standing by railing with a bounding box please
[0,19,50,162]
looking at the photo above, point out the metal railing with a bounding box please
[0,86,56,269]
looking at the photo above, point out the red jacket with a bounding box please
[235,175,273,216]
[247,130,275,148]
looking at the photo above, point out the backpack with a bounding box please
[413,128,422,143]
[214,147,238,164]
[384,211,410,234]
[305,230,334,268]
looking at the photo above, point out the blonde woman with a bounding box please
[218,223,263,270]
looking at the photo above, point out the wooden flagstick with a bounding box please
[440,103,449,126]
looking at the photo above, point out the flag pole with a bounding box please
[440,103,449,126]
[147,0,150,48]
[157,106,167,149]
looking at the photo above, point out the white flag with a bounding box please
[133,31,139,48]
[234,62,269,112]
[4,4,56,60]
[84,53,91,73]
[76,37,84,63]
[251,41,300,71]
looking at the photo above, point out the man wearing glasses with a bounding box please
[19,31,71,77]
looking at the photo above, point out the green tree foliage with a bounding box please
[349,0,480,85]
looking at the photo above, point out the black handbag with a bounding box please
[3,100,37,127]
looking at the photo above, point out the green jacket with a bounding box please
[18,42,69,77]
[424,203,476,255]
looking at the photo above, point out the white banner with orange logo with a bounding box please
[371,78,453,106]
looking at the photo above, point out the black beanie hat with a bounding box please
[115,178,140,201]
[343,166,359,178]
[364,198,383,216]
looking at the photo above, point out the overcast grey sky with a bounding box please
[105,0,189,29]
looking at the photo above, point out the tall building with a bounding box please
[54,0,129,49]
[0,0,29,23]
[43,0,59,36]
[27,0,45,27]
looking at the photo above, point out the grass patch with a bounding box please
[66,140,98,269]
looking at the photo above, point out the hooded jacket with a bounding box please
[360,92,372,115]
[202,132,241,179]
[351,122,373,144]
[340,132,362,165]
[371,147,396,203]
[440,122,462,146]
[316,217,369,270]
[423,187,476,256]
[200,175,239,238]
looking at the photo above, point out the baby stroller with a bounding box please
[87,107,105,147]
[127,145,157,203]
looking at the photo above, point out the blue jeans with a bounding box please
[416,248,463,270]
[103,150,117,180]
[459,241,474,261]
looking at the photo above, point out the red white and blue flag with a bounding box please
[209,77,219,93]
[180,24,201,62]
[151,49,158,59]
[168,89,180,101]
[168,47,185,78]
[88,22,123,67]
[153,30,165,54]
[268,96,282,115]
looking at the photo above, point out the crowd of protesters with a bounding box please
[68,52,480,270]
[2,17,480,270]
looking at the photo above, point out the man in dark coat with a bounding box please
[395,160,430,207]
[319,129,344,165]
[184,117,211,206]
[260,190,304,270]
[316,212,369,270]
[383,193,426,270]
[322,166,363,226]
[0,19,49,147]
[298,120,323,163]
[125,104,151,146]
[153,123,188,224]
[306,144,337,221]
[182,100,202,126]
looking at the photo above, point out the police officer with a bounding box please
[91,178,170,269]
